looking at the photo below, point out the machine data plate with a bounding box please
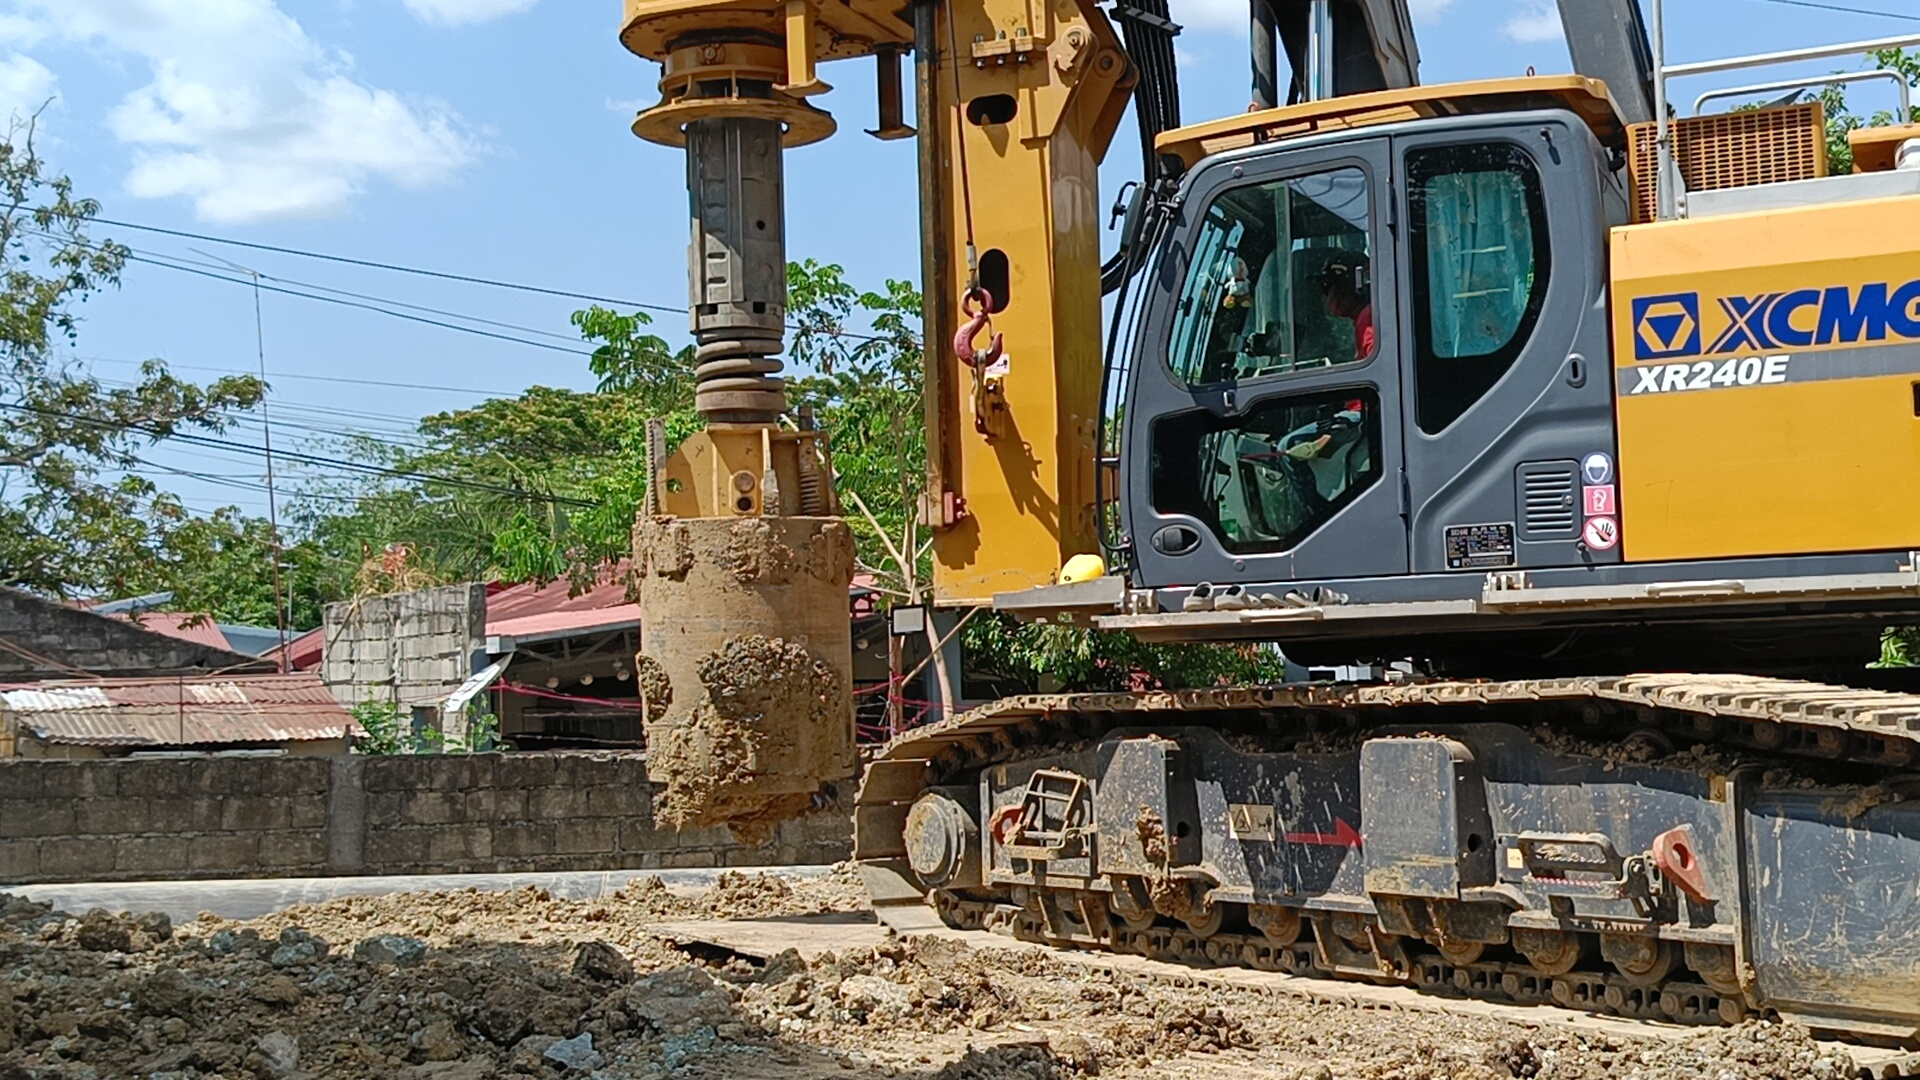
[1445,523,1517,570]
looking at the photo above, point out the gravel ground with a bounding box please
[0,869,1863,1080]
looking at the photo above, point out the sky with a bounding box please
[4,0,1918,522]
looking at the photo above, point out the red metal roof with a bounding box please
[0,673,358,748]
[485,567,642,644]
[109,612,232,651]
[264,626,324,672]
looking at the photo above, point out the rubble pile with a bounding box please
[0,877,1862,1080]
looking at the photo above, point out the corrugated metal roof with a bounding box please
[110,612,234,651]
[0,673,358,748]
[485,568,643,646]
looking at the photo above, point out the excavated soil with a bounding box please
[0,867,1862,1080]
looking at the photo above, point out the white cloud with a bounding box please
[12,0,482,224]
[0,53,57,122]
[1409,0,1458,22]
[401,0,539,27]
[1166,0,1242,34]
[1503,2,1563,43]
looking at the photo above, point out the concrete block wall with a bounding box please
[321,584,487,738]
[0,753,851,886]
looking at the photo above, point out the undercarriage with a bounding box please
[853,676,1920,1046]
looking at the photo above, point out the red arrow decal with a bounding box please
[1283,818,1363,848]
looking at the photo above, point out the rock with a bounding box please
[760,947,806,984]
[412,1017,464,1062]
[132,910,173,942]
[401,1061,496,1080]
[73,909,132,952]
[838,975,912,1021]
[571,940,633,983]
[251,975,304,1008]
[1048,1032,1100,1073]
[255,1031,300,1078]
[508,1035,559,1073]
[660,1026,718,1072]
[206,928,241,955]
[132,967,198,1018]
[623,967,734,1035]
[356,934,429,968]
[543,1032,605,1072]
[270,926,330,968]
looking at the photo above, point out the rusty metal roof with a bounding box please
[0,673,358,748]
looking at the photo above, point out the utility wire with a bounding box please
[89,216,891,343]
[92,216,684,314]
[81,354,531,398]
[122,254,599,357]
[1,403,596,508]
[1748,0,1920,21]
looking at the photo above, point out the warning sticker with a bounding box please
[1584,485,1617,516]
[1583,516,1620,552]
[1445,523,1517,570]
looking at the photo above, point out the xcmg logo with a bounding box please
[1632,283,1920,362]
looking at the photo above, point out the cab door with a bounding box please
[1123,137,1408,591]
[1392,116,1620,573]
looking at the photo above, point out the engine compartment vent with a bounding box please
[1518,462,1578,540]
[1627,102,1828,224]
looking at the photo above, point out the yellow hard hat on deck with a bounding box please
[1058,554,1108,584]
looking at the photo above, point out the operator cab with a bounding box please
[1121,79,1630,593]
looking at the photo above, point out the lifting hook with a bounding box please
[953,287,1004,370]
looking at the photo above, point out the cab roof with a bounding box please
[1155,75,1627,170]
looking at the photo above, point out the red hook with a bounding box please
[953,287,1004,370]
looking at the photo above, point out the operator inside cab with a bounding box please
[1320,254,1373,361]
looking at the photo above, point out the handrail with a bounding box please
[1649,0,1920,219]
[1694,70,1911,120]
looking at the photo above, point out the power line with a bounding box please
[122,253,599,357]
[81,354,535,398]
[89,216,891,344]
[1,403,597,508]
[1748,0,1920,20]
[93,216,686,315]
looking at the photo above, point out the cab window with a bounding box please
[1166,167,1374,387]
[1408,142,1550,434]
[1152,389,1383,554]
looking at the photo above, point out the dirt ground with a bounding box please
[0,868,1862,1080]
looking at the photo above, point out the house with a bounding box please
[0,586,269,682]
[0,672,359,759]
[87,592,293,657]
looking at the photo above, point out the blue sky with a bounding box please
[4,0,1917,520]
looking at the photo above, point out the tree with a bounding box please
[1819,49,1920,173]
[0,119,265,597]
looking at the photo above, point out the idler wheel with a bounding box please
[1513,928,1586,977]
[1601,933,1677,987]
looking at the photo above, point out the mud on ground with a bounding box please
[0,866,1858,1080]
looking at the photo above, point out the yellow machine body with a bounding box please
[1610,195,1920,563]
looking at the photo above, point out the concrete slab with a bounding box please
[5,864,840,924]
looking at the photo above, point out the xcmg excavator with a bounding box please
[614,0,1920,1045]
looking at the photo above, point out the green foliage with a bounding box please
[350,699,497,754]
[786,260,929,596]
[0,121,265,597]
[964,614,1288,693]
[1820,48,1920,174]
[350,700,413,755]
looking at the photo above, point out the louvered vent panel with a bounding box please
[1627,103,1827,224]
[1517,462,1578,540]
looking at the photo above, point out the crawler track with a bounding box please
[854,675,1920,1048]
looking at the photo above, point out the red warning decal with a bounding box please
[1583,516,1620,552]
[1583,484,1617,516]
